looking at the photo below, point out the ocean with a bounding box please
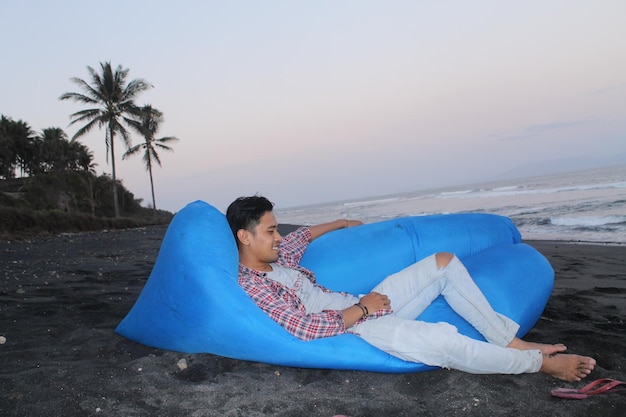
[275,164,626,245]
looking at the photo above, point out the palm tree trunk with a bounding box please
[148,159,156,216]
[88,175,96,216]
[109,126,120,218]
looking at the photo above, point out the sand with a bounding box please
[1,225,624,416]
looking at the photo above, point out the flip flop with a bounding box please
[551,378,626,400]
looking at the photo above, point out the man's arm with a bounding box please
[308,219,363,241]
[241,274,347,341]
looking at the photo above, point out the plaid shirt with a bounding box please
[238,226,348,341]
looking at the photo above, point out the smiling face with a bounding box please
[237,210,282,271]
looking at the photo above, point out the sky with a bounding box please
[1,0,625,214]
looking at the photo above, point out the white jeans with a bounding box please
[350,254,543,374]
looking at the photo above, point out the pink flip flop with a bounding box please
[551,378,626,400]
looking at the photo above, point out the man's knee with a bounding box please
[435,252,454,269]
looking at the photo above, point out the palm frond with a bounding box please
[67,108,104,125]
[71,119,100,141]
[59,89,99,105]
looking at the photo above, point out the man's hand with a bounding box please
[342,291,391,327]
[309,219,364,240]
[360,291,391,313]
[345,219,364,228]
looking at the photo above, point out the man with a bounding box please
[226,195,596,381]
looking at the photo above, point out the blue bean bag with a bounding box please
[115,200,554,373]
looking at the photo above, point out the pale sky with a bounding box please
[2,0,625,213]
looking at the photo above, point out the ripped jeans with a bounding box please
[350,254,543,374]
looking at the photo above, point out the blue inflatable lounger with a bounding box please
[116,200,554,373]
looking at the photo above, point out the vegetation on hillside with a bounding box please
[0,172,172,238]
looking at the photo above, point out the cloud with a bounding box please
[586,83,626,96]
[496,118,595,142]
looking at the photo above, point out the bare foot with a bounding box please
[540,354,596,382]
[507,337,567,355]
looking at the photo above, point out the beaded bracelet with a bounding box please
[355,302,369,318]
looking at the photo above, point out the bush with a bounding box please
[0,206,172,238]
[0,172,174,238]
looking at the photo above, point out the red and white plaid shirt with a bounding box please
[238,227,349,341]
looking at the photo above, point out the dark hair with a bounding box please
[226,195,274,245]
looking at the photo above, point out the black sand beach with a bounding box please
[1,225,624,416]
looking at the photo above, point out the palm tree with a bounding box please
[59,62,151,217]
[36,127,69,173]
[0,115,19,179]
[123,105,178,214]
[36,127,96,173]
[0,116,37,178]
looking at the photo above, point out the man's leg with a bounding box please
[372,253,518,346]
[362,253,596,380]
[352,315,542,374]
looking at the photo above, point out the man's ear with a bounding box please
[236,229,250,246]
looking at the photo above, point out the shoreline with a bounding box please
[2,222,625,247]
[1,224,624,416]
[525,239,626,247]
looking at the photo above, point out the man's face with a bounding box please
[246,211,282,264]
